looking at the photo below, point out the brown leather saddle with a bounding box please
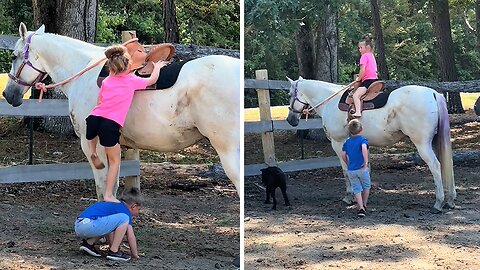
[338,81,391,117]
[97,37,176,88]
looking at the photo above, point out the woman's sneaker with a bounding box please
[106,249,131,261]
[79,239,101,257]
[357,208,366,217]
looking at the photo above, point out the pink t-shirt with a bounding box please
[359,52,378,81]
[90,73,148,126]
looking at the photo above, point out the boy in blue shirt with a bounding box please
[74,188,142,261]
[341,119,370,217]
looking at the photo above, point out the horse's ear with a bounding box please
[35,24,46,35]
[286,76,294,84]
[298,76,304,80]
[19,22,27,40]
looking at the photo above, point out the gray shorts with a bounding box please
[74,213,129,239]
[347,168,371,194]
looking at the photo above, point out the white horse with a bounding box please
[286,77,456,213]
[3,23,240,198]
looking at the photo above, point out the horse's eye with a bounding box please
[11,54,17,61]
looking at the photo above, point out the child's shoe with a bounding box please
[79,239,101,257]
[106,249,131,261]
[357,208,366,217]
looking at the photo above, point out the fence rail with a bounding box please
[0,99,140,183]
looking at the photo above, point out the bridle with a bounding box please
[288,80,311,114]
[8,33,48,87]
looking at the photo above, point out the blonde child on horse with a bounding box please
[352,34,378,117]
[86,45,168,202]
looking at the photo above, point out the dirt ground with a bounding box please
[0,117,239,270]
[245,110,480,270]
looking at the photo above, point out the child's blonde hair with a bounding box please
[358,33,374,50]
[105,45,130,75]
[120,187,143,206]
[348,119,363,135]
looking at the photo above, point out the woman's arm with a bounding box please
[357,65,365,82]
[126,225,139,258]
[145,60,169,86]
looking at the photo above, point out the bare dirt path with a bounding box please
[0,118,239,270]
[245,112,480,270]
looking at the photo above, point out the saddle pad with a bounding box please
[338,89,392,112]
[96,60,191,90]
[135,59,191,89]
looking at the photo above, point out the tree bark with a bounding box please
[370,0,389,80]
[32,0,98,135]
[430,0,464,113]
[163,0,180,43]
[475,0,480,52]
[313,9,338,83]
[295,22,315,79]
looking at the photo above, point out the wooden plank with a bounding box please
[244,156,341,176]
[0,99,69,116]
[0,160,140,184]
[244,119,324,133]
[244,120,272,133]
[273,119,323,130]
[244,79,290,90]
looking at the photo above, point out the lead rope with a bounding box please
[302,81,356,120]
[34,38,140,102]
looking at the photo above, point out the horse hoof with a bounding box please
[430,207,442,214]
[232,255,240,268]
[443,203,455,210]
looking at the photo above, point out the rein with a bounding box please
[11,34,140,102]
[300,81,355,120]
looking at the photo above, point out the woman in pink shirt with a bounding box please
[352,34,378,117]
[86,45,167,202]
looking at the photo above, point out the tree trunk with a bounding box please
[32,0,98,135]
[430,0,464,113]
[163,0,180,43]
[313,9,338,83]
[370,0,389,80]
[295,22,315,79]
[475,0,480,52]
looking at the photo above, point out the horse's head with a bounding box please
[286,76,310,127]
[3,23,47,107]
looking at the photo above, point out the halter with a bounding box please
[8,33,48,87]
[288,80,311,114]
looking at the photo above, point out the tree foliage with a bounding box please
[245,0,480,107]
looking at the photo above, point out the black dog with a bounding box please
[261,166,291,210]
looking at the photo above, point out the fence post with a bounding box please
[255,69,276,165]
[121,31,141,190]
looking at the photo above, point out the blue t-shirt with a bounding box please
[78,201,133,225]
[342,135,368,171]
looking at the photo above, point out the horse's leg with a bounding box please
[215,147,240,195]
[411,139,444,213]
[331,140,355,204]
[80,137,112,200]
[124,149,140,191]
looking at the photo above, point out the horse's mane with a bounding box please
[300,79,344,94]
[34,32,104,59]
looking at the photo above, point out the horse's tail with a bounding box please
[433,92,456,203]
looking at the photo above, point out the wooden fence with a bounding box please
[244,70,341,176]
[244,69,480,177]
[0,99,140,184]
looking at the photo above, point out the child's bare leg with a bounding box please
[87,136,105,169]
[362,188,370,208]
[104,144,121,202]
[352,87,367,117]
[106,232,114,246]
[109,222,129,252]
[354,192,365,210]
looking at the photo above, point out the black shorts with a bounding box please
[85,115,121,147]
[360,79,378,89]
